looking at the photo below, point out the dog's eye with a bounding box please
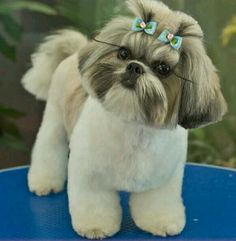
[118,47,130,60]
[153,61,172,77]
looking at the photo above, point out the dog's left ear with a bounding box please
[178,39,227,129]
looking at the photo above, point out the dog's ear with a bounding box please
[178,39,227,129]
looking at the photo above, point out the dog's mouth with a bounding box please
[120,73,139,90]
[100,71,168,126]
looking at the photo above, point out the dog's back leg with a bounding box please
[28,97,69,196]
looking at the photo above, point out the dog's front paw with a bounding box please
[131,199,186,237]
[75,227,116,240]
[70,206,121,239]
[28,167,65,196]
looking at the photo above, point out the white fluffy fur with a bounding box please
[22,30,87,100]
[69,96,187,238]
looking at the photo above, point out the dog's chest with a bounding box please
[71,98,188,192]
[92,126,186,192]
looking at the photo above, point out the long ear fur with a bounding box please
[178,38,227,129]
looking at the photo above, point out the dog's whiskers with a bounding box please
[92,37,121,48]
[173,72,195,84]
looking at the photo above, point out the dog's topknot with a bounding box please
[126,0,171,22]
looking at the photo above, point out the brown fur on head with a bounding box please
[78,0,227,129]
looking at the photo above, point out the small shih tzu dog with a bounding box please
[22,0,227,239]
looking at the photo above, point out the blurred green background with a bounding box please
[0,0,235,169]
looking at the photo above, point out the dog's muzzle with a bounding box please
[121,62,145,89]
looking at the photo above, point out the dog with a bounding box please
[22,0,227,239]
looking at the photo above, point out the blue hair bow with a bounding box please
[157,30,182,50]
[131,17,158,35]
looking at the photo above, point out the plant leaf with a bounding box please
[0,133,27,151]
[0,106,24,118]
[0,1,57,15]
[0,35,16,60]
[1,122,21,138]
[221,15,236,46]
[0,14,23,41]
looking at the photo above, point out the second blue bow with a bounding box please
[157,30,182,50]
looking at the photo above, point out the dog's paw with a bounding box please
[131,201,186,237]
[71,207,121,239]
[76,227,115,240]
[28,168,65,196]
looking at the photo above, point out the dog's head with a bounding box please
[79,0,227,129]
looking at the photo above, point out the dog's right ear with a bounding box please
[178,39,228,129]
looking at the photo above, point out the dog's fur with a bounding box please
[22,0,227,239]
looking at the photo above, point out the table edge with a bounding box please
[0,163,235,174]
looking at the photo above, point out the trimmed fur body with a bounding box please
[69,96,188,192]
[22,0,227,239]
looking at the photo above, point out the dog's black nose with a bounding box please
[126,62,144,76]
[121,63,144,89]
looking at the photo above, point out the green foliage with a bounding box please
[221,15,236,46]
[0,106,24,118]
[188,129,221,164]
[0,106,27,151]
[0,35,16,60]
[55,0,128,36]
[0,1,57,15]
[0,0,57,61]
[0,0,57,151]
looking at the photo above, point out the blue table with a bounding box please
[0,164,235,240]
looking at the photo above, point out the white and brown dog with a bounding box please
[22,0,227,239]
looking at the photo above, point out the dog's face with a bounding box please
[79,0,227,129]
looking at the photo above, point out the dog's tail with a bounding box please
[21,29,88,101]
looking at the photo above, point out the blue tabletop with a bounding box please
[0,164,235,241]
